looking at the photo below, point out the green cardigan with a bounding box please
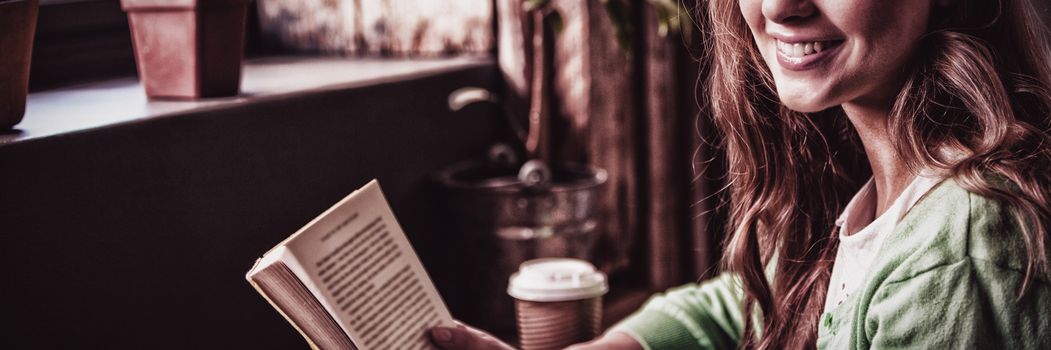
[611,179,1051,349]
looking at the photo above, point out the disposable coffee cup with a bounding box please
[508,258,608,350]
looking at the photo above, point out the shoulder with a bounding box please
[874,177,1036,284]
[855,179,1051,349]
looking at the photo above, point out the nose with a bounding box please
[762,0,817,23]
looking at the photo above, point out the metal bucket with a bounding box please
[436,160,607,336]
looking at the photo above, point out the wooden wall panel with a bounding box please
[641,1,685,289]
[578,0,640,273]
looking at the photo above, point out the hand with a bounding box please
[429,321,515,350]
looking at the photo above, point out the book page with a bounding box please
[282,180,454,350]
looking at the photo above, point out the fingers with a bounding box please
[429,323,515,350]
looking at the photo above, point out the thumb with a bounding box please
[429,326,461,348]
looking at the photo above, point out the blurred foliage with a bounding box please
[646,0,693,39]
[524,0,694,56]
[600,0,635,54]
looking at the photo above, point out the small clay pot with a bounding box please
[121,0,250,99]
[0,0,39,129]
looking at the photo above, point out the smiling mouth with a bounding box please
[776,39,844,58]
[774,38,844,71]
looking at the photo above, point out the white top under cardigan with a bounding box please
[824,173,944,312]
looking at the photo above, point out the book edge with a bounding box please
[246,260,325,350]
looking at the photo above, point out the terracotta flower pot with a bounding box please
[121,0,250,99]
[0,0,38,129]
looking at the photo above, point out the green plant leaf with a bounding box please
[676,1,695,43]
[656,6,671,37]
[546,10,565,36]
[647,0,689,38]
[601,0,635,55]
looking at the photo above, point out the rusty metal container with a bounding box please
[436,160,607,336]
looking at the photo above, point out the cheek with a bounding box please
[865,8,930,91]
[824,0,931,106]
[837,0,930,59]
[738,0,765,38]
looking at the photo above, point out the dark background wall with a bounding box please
[0,65,500,349]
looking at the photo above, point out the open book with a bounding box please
[246,180,454,350]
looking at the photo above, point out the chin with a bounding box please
[778,96,832,113]
[774,81,837,113]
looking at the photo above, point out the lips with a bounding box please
[773,38,844,71]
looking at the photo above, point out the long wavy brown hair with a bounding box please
[696,0,1051,349]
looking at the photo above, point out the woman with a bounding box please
[430,0,1051,348]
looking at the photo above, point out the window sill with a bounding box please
[4,55,492,146]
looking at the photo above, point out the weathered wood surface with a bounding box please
[642,1,685,290]
[579,0,640,275]
[256,0,493,55]
[637,0,728,289]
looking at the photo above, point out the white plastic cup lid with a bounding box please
[507,258,608,302]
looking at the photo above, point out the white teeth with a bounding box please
[777,39,831,58]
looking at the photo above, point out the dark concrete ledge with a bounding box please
[0,56,501,348]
